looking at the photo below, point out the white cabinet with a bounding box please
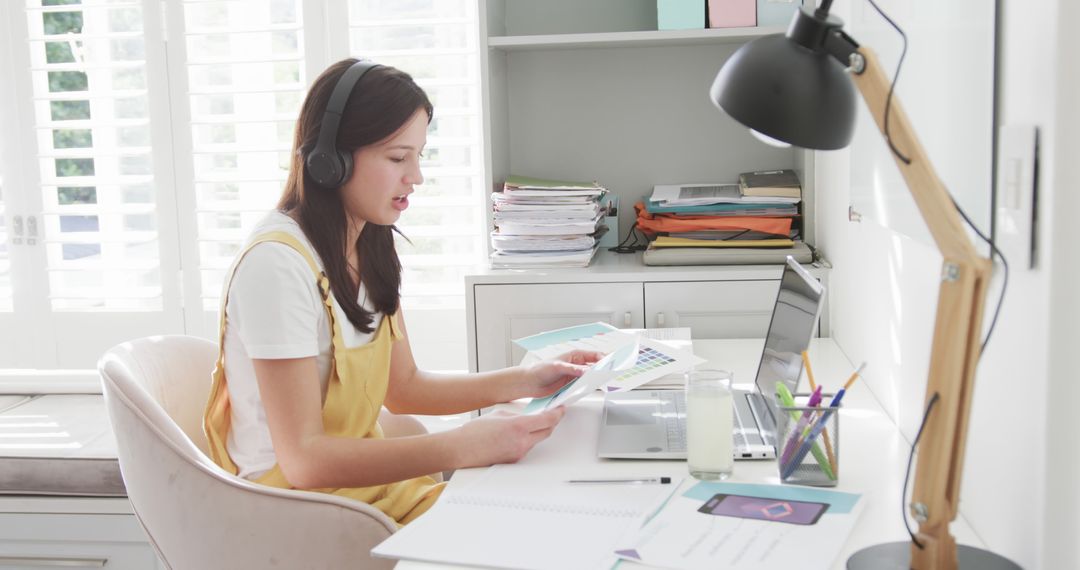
[466,252,828,371]
[644,280,780,336]
[0,498,163,570]
[474,282,645,371]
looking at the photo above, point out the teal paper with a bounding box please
[513,322,616,351]
[645,200,791,214]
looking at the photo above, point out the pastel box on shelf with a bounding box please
[657,0,705,30]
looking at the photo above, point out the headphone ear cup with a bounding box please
[338,149,354,187]
[305,148,344,189]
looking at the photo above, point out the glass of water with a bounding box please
[686,369,734,480]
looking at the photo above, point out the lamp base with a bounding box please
[847,542,1021,570]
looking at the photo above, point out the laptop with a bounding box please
[597,256,825,460]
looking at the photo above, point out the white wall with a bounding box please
[817,0,1063,567]
[1042,0,1080,565]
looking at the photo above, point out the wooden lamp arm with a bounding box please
[849,47,993,570]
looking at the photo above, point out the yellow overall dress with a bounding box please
[204,231,444,525]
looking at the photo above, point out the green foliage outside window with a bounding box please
[53,129,92,148]
[55,158,94,177]
[50,100,90,121]
[58,186,97,205]
[42,11,82,35]
[48,71,88,92]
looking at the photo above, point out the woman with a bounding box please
[204,59,599,525]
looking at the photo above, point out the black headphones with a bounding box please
[305,60,381,189]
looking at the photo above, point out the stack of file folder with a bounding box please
[637,172,812,265]
[490,175,608,268]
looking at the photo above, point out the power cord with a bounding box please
[609,224,647,253]
[902,392,940,549]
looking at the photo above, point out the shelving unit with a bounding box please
[479,0,816,249]
[466,1,823,371]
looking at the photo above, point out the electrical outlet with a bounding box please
[995,125,1039,269]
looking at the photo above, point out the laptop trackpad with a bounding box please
[604,405,658,426]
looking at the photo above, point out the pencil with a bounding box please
[822,414,837,476]
[801,350,818,391]
[822,362,865,476]
[844,362,867,390]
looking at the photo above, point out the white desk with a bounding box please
[396,338,983,569]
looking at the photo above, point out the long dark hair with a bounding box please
[278,59,432,333]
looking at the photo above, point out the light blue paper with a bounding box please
[513,322,617,351]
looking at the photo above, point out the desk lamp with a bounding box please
[710,2,1017,569]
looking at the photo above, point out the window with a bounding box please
[31,0,163,312]
[347,0,486,314]
[179,0,308,313]
[0,0,484,376]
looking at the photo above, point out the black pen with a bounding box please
[566,477,672,485]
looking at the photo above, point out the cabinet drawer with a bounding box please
[644,280,780,338]
[473,282,644,371]
[0,513,160,570]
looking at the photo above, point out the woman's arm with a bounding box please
[253,356,565,489]
[383,311,601,416]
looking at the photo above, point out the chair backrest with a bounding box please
[100,335,397,570]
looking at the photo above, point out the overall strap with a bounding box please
[216,231,339,351]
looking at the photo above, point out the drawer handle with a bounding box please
[623,311,631,327]
[0,556,107,567]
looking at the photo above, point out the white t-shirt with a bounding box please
[222,211,383,480]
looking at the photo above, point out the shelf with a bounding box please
[487,27,784,51]
[465,249,829,285]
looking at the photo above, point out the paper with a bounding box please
[523,333,639,414]
[372,465,680,570]
[615,481,864,570]
[514,323,705,404]
[652,236,796,248]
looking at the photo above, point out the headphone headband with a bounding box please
[306,60,381,188]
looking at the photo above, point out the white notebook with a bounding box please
[372,465,679,570]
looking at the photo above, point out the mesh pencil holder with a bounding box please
[776,394,840,487]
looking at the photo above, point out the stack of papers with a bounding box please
[490,175,608,268]
[638,179,806,254]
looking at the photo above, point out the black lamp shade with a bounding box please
[710,34,857,150]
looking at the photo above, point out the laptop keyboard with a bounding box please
[664,390,761,453]
[659,391,687,452]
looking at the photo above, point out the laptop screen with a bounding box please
[751,257,826,436]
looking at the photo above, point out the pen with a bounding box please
[567,477,672,485]
[801,350,830,469]
[779,385,822,465]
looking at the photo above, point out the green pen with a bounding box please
[776,382,836,481]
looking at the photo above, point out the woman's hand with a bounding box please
[450,408,566,468]
[516,349,604,399]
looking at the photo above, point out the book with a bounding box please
[738,169,803,199]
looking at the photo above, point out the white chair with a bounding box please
[99,335,398,570]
